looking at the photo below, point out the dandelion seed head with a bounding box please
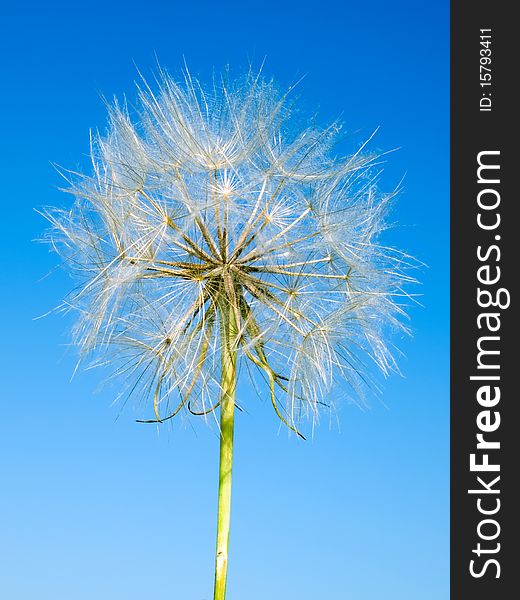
[43,66,416,433]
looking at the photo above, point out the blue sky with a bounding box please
[0,1,449,598]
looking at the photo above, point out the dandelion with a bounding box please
[43,66,415,600]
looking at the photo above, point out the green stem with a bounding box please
[213,306,237,600]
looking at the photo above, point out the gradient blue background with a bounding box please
[0,1,449,598]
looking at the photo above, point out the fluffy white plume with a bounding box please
[43,67,416,434]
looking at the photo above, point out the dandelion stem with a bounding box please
[213,304,237,600]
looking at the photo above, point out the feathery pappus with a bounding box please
[43,67,416,436]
